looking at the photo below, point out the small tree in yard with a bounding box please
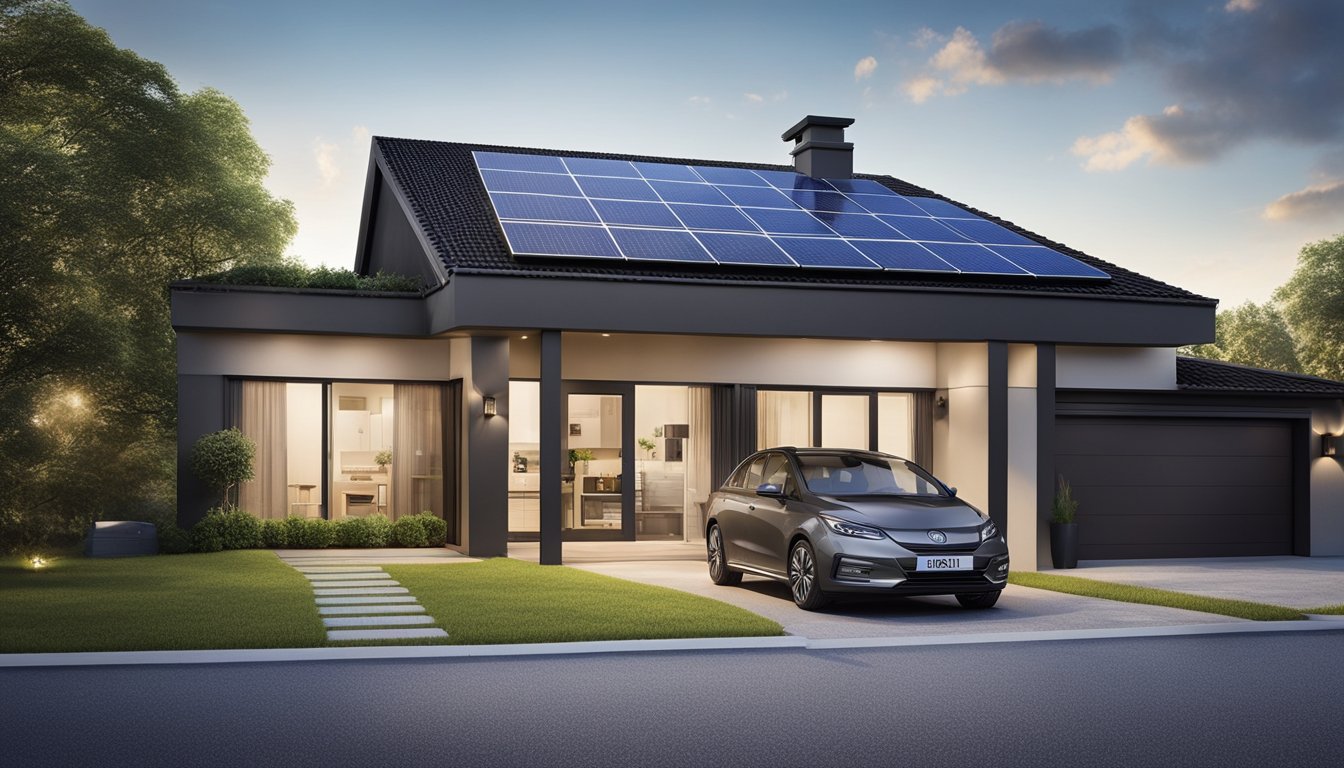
[191,429,255,509]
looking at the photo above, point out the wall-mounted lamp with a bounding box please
[1324,433,1338,457]
[483,396,498,417]
[934,394,949,419]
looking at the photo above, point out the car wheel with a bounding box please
[956,590,1001,609]
[788,540,829,611]
[707,524,741,586]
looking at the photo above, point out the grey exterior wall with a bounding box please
[177,374,227,528]
[362,175,443,288]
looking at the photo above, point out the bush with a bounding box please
[337,514,393,548]
[282,516,335,549]
[191,429,255,508]
[416,513,447,547]
[191,507,262,552]
[157,525,192,555]
[198,262,422,293]
[391,515,429,547]
[260,518,289,549]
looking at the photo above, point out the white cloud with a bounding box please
[1263,180,1344,221]
[313,139,340,186]
[911,27,942,49]
[902,75,942,104]
[854,56,878,81]
[744,92,764,104]
[931,27,1003,93]
[1225,0,1260,12]
[352,124,370,146]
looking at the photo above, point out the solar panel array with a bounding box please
[472,151,1109,280]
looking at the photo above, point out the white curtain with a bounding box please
[684,386,713,542]
[393,383,443,521]
[757,390,812,450]
[238,381,287,519]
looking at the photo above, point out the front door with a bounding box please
[563,382,634,541]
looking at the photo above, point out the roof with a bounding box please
[1177,357,1344,396]
[370,137,1215,306]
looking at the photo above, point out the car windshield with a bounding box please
[797,454,946,497]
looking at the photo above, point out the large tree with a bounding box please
[0,0,295,551]
[1275,234,1344,381]
[1182,301,1301,373]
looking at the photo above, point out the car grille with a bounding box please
[901,572,991,590]
[898,541,979,554]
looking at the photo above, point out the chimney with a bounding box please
[781,115,855,178]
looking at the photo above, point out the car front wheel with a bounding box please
[707,524,741,586]
[788,540,829,611]
[956,590,1001,609]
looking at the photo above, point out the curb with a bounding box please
[2,622,1341,669]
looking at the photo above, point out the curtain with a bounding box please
[757,390,811,450]
[914,391,934,468]
[238,381,287,519]
[684,386,713,541]
[393,383,444,521]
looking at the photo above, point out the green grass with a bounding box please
[1302,605,1344,615]
[386,559,784,644]
[1009,572,1305,622]
[0,551,325,653]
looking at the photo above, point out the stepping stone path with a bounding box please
[284,560,448,642]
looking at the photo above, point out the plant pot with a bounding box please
[1050,522,1078,569]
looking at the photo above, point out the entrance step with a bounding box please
[323,615,436,628]
[313,586,409,596]
[315,596,419,605]
[327,628,449,642]
[319,605,427,616]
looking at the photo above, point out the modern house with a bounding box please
[172,116,1344,568]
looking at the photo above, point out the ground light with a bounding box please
[29,556,48,569]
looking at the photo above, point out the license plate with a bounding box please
[916,555,973,571]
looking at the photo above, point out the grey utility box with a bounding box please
[85,521,158,557]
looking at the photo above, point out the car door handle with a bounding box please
[747,504,756,511]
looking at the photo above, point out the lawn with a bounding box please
[1009,572,1305,621]
[0,551,325,653]
[386,559,784,644]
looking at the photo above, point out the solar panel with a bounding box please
[473,150,1110,281]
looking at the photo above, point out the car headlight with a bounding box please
[821,515,886,540]
[980,520,999,542]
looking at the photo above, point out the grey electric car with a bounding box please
[705,447,1009,610]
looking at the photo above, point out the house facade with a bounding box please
[172,116,1344,568]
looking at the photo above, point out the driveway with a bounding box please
[1071,556,1344,610]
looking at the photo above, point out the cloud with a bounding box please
[902,75,942,104]
[1263,181,1344,221]
[313,139,340,186]
[743,92,764,104]
[911,27,942,49]
[1225,0,1260,11]
[854,56,877,81]
[352,125,370,146]
[1072,104,1248,171]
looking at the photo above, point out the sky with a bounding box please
[69,0,1344,308]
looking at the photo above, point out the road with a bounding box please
[4,630,1342,767]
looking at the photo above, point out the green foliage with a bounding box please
[336,514,393,548]
[1009,572,1304,621]
[1181,301,1301,373]
[416,512,448,547]
[637,437,657,458]
[156,525,192,555]
[282,516,336,549]
[1052,477,1078,524]
[197,262,422,293]
[568,449,595,465]
[391,515,430,547]
[190,507,262,552]
[0,1,295,553]
[190,429,255,508]
[375,449,393,467]
[260,518,289,549]
[1275,234,1344,380]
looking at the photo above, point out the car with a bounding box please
[705,447,1009,611]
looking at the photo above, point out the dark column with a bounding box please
[176,374,226,529]
[987,342,1008,534]
[1035,343,1056,568]
[466,336,510,558]
[539,331,563,565]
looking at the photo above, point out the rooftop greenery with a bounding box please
[195,262,423,293]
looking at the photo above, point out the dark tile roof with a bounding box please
[1177,357,1344,396]
[372,137,1214,305]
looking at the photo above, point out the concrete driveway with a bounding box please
[1070,556,1344,610]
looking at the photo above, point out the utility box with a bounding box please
[85,521,158,558]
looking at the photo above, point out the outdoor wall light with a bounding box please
[1324,433,1338,457]
[483,396,498,417]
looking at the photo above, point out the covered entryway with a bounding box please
[1055,417,1295,559]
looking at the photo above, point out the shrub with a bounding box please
[283,516,335,549]
[157,525,192,555]
[191,429,255,508]
[1052,477,1079,524]
[197,262,422,293]
[416,513,447,547]
[391,515,429,547]
[260,518,289,549]
[337,514,393,548]
[191,507,262,552]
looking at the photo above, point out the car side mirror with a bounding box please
[947,486,958,497]
[755,483,785,498]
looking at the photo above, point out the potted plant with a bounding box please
[1050,476,1079,569]
[637,437,657,461]
[375,449,393,472]
[568,448,595,474]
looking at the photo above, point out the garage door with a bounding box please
[1055,417,1293,560]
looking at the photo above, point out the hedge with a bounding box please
[190,511,446,550]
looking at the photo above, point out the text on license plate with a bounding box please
[916,555,973,571]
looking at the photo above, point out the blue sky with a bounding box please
[71,0,1344,307]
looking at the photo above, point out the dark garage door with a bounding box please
[1055,418,1293,560]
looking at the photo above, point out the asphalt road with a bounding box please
[5,630,1342,767]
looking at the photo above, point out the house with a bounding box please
[171,116,1344,567]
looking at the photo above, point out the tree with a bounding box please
[1182,301,1301,373]
[191,429,255,509]
[1275,234,1344,381]
[0,1,296,551]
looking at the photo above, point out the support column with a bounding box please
[540,331,563,565]
[1036,343,1056,568]
[466,336,510,558]
[987,341,1008,534]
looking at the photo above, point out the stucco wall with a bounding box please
[1311,400,1344,555]
[178,332,453,380]
[1056,346,1176,390]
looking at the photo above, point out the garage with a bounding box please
[1055,417,1294,560]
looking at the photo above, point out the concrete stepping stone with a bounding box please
[306,571,392,581]
[315,596,418,605]
[312,586,409,596]
[309,579,401,588]
[319,605,427,616]
[323,615,435,628]
[296,566,385,574]
[327,628,449,641]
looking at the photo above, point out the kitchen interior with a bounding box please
[508,383,695,540]
[330,382,395,519]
